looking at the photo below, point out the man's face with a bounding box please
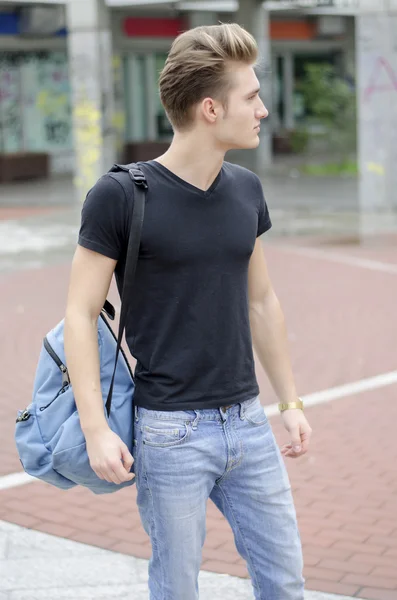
[214,64,269,151]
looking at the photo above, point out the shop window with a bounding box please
[124,51,173,144]
[155,53,173,139]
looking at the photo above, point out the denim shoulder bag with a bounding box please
[14,163,147,495]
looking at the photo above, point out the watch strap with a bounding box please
[278,399,304,413]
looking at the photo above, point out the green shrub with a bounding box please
[298,63,356,162]
[289,128,310,154]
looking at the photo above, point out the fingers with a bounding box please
[121,445,134,473]
[281,435,311,459]
[281,418,313,459]
[281,446,304,459]
[289,427,303,454]
[108,459,135,484]
[92,460,134,485]
[281,445,305,459]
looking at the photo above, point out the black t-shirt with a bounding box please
[78,160,272,411]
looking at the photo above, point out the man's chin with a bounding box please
[243,137,261,150]
[228,138,261,151]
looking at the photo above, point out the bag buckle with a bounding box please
[129,169,148,189]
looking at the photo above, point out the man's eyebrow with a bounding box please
[247,87,260,96]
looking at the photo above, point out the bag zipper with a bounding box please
[43,317,132,384]
[16,409,31,423]
[43,337,70,386]
[39,382,69,411]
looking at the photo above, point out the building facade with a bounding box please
[0,1,356,175]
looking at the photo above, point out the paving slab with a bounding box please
[0,521,362,600]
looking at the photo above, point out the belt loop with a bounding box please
[191,410,199,431]
[134,405,139,422]
[239,402,245,420]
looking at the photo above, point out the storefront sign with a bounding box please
[123,17,186,38]
[266,0,360,8]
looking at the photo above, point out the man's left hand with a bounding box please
[280,409,312,459]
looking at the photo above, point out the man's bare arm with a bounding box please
[64,245,134,483]
[248,239,312,458]
[248,239,297,404]
[64,245,116,434]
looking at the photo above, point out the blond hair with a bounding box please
[159,23,258,131]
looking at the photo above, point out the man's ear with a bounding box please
[200,97,222,124]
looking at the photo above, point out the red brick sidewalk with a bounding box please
[0,207,62,221]
[1,240,396,600]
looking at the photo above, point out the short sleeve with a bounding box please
[253,174,272,237]
[78,174,129,261]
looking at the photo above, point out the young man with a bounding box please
[65,23,312,600]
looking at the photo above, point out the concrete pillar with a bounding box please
[66,0,115,200]
[236,0,272,174]
[356,0,397,225]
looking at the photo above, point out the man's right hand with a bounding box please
[85,427,135,484]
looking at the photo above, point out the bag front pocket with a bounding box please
[39,383,70,412]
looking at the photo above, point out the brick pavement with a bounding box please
[0,207,62,221]
[0,238,397,599]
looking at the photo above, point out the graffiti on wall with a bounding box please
[35,53,72,149]
[68,46,103,194]
[36,90,70,144]
[364,56,397,102]
[73,96,102,193]
[0,52,72,153]
[362,56,397,177]
[0,64,22,152]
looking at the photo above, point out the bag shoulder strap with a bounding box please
[104,163,147,417]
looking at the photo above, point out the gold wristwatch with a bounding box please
[278,398,304,413]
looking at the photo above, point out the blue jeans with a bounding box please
[133,396,304,600]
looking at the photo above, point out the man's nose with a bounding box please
[258,101,269,119]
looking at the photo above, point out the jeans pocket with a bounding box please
[243,397,268,426]
[142,421,190,448]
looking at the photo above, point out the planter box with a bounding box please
[124,141,170,164]
[0,153,49,183]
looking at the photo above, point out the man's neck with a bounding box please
[154,133,225,193]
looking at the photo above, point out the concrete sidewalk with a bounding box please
[0,520,361,600]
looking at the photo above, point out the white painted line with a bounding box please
[2,370,397,492]
[0,221,77,255]
[265,370,397,417]
[0,471,36,491]
[277,244,397,274]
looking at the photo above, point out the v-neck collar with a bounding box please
[147,160,223,198]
